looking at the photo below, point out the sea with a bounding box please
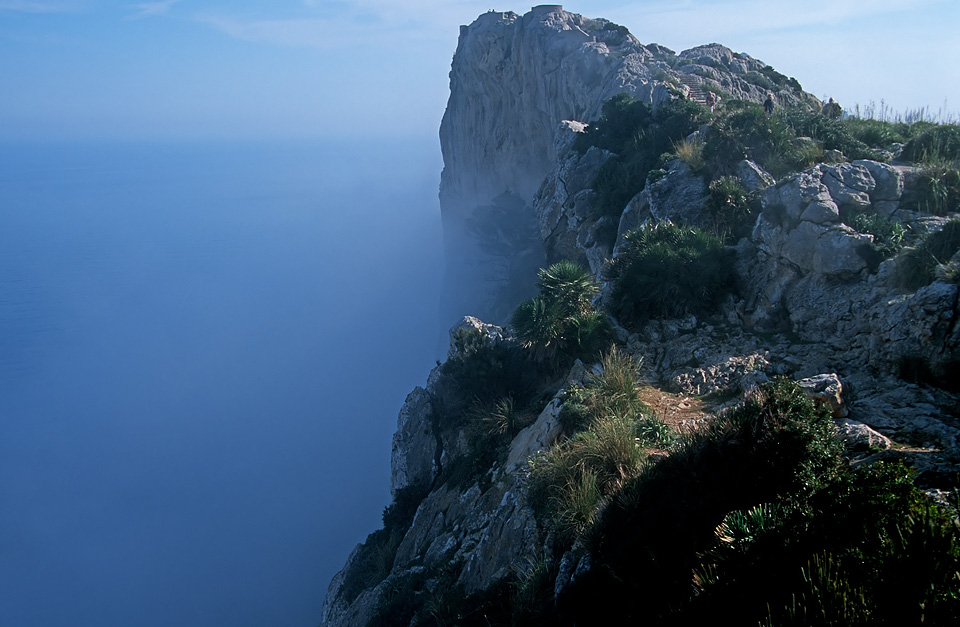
[0,138,444,627]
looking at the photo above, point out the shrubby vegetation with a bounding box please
[546,380,959,625]
[703,100,814,178]
[913,164,960,215]
[511,261,612,370]
[574,93,706,223]
[901,124,960,163]
[605,222,735,329]
[706,174,758,241]
[897,219,960,290]
[840,209,907,270]
[527,348,669,540]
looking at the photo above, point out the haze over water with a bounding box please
[0,138,443,626]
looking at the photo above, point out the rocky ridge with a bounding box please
[439,5,817,323]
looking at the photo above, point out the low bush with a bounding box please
[897,219,960,290]
[511,261,612,369]
[901,124,960,163]
[527,348,667,541]
[605,222,735,328]
[844,210,906,269]
[782,108,883,162]
[440,326,537,408]
[707,175,757,241]
[577,94,706,228]
[553,379,842,623]
[672,135,704,171]
[841,116,906,147]
[704,101,806,178]
[913,164,960,215]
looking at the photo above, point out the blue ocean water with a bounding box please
[0,139,444,626]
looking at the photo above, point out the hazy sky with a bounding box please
[1,0,958,139]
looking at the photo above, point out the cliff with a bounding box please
[321,6,960,626]
[439,5,817,323]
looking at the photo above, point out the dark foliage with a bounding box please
[557,379,843,624]
[440,327,538,409]
[842,210,906,269]
[703,101,809,178]
[913,165,960,215]
[897,219,960,290]
[605,222,735,328]
[575,94,706,228]
[707,175,759,241]
[511,261,613,369]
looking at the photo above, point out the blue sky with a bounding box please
[1,0,957,140]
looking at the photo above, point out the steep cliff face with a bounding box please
[321,7,960,626]
[438,5,817,323]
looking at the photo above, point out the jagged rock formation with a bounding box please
[321,319,568,626]
[439,4,818,323]
[322,7,960,626]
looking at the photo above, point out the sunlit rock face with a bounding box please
[438,6,663,325]
[437,5,817,324]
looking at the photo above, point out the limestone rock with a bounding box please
[854,159,903,202]
[619,159,709,238]
[439,6,821,320]
[838,419,893,450]
[737,159,775,192]
[448,316,506,360]
[390,386,437,497]
[797,373,848,418]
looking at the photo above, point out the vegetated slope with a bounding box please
[321,6,960,627]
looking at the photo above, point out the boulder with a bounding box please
[737,159,775,192]
[797,373,848,418]
[853,159,903,202]
[838,419,893,450]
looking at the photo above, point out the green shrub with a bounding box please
[704,101,807,178]
[555,379,843,624]
[707,175,756,241]
[897,219,960,290]
[574,93,653,155]
[913,164,960,215]
[441,326,536,407]
[901,124,960,163]
[758,65,803,92]
[578,94,706,228]
[782,108,882,162]
[605,222,735,328]
[559,347,655,434]
[844,211,906,268]
[527,348,667,540]
[841,117,905,147]
[527,413,647,538]
[672,135,704,171]
[511,261,612,368]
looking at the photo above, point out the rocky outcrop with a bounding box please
[321,319,563,626]
[439,5,820,323]
[323,8,960,625]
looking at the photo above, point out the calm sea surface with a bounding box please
[0,139,444,626]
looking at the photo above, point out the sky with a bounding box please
[0,0,957,141]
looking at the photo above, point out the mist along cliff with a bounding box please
[321,5,960,626]
[438,4,817,324]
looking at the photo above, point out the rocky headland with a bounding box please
[322,6,959,626]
